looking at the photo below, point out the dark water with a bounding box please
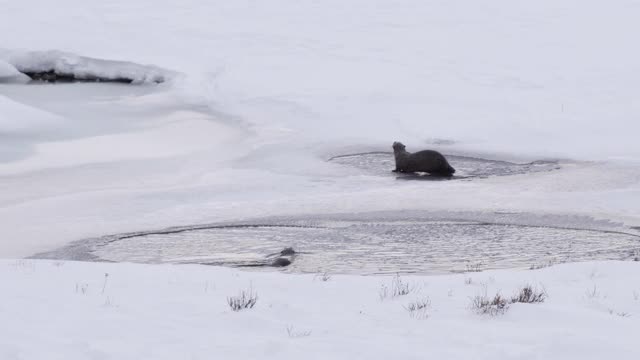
[32,212,640,275]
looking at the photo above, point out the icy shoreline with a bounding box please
[2,259,639,359]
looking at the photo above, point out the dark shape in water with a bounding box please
[392,141,455,176]
[229,256,292,268]
[279,247,296,256]
[271,257,292,267]
[266,247,296,257]
[23,70,151,84]
[216,247,296,268]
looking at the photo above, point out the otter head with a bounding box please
[392,141,406,152]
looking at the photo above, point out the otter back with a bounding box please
[396,149,455,175]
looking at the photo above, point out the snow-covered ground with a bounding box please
[2,1,640,358]
[2,259,639,359]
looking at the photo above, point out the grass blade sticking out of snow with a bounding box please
[379,274,414,301]
[470,291,509,316]
[227,288,258,312]
[511,285,547,304]
[403,298,431,319]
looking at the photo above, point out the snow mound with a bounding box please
[0,50,175,84]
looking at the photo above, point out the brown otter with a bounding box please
[392,141,455,176]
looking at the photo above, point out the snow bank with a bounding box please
[1,259,639,359]
[0,95,64,135]
[0,59,29,83]
[0,50,176,84]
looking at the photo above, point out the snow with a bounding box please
[0,95,64,136]
[0,60,29,83]
[0,110,242,174]
[0,50,175,84]
[3,1,640,157]
[1,1,640,357]
[1,259,639,359]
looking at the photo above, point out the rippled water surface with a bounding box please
[34,214,640,275]
[328,152,561,179]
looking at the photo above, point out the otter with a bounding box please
[264,247,296,267]
[392,141,455,176]
[271,257,292,267]
[279,247,296,256]
[234,256,292,268]
[267,247,296,257]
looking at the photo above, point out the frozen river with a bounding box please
[3,49,640,270]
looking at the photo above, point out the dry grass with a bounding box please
[511,285,547,304]
[403,298,431,319]
[379,274,413,301]
[314,272,331,282]
[472,283,548,316]
[227,288,258,311]
[470,292,509,316]
[585,284,600,299]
